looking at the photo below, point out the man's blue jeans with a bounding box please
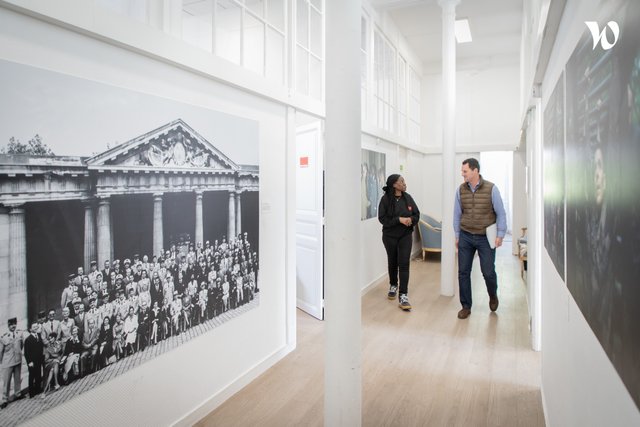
[458,230,498,309]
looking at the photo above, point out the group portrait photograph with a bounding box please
[0,59,260,426]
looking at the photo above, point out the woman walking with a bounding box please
[378,174,420,311]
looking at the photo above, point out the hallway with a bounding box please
[198,246,544,426]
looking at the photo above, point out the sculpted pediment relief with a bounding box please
[87,119,237,170]
[117,128,226,168]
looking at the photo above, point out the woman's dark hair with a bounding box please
[382,174,401,193]
[381,174,402,215]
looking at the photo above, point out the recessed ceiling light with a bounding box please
[455,18,472,43]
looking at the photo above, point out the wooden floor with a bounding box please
[197,246,544,427]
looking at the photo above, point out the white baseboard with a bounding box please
[361,272,387,296]
[541,383,550,427]
[297,298,323,319]
[172,342,297,426]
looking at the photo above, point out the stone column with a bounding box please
[325,0,362,424]
[97,197,113,269]
[228,191,236,240]
[0,207,11,328]
[439,0,460,297]
[83,200,97,272]
[8,204,27,326]
[153,193,164,258]
[110,207,114,262]
[235,192,242,236]
[195,191,204,246]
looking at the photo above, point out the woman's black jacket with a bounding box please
[378,192,420,238]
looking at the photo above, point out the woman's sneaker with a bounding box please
[399,294,412,311]
[387,286,398,300]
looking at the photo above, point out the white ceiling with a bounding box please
[370,0,523,73]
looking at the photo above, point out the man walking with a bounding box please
[454,158,507,319]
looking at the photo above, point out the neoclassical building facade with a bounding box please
[0,119,259,326]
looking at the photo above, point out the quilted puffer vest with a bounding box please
[459,177,496,235]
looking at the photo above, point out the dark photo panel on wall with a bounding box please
[0,59,260,425]
[361,149,386,221]
[565,0,640,409]
[543,72,565,280]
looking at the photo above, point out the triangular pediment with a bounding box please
[86,119,238,170]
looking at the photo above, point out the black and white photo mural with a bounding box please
[565,0,640,409]
[0,59,259,425]
[361,149,386,221]
[543,73,565,280]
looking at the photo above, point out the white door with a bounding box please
[295,122,324,319]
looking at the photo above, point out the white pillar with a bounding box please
[97,197,113,268]
[83,200,97,272]
[228,191,236,240]
[153,193,164,258]
[195,191,204,246]
[235,192,242,236]
[284,106,297,350]
[325,0,362,425]
[8,204,27,326]
[439,0,459,297]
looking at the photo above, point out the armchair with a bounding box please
[417,214,442,260]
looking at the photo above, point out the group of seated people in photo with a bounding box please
[8,233,259,401]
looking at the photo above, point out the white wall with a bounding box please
[421,64,521,151]
[457,66,521,149]
[536,0,640,424]
[542,252,640,426]
[0,6,293,426]
[420,154,444,219]
[421,72,442,148]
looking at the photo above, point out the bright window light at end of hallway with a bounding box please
[455,18,472,43]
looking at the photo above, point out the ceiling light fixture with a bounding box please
[455,18,472,43]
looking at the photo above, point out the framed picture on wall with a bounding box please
[0,59,260,425]
[543,72,565,281]
[564,0,640,409]
[361,149,386,221]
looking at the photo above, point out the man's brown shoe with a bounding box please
[457,308,471,319]
[489,295,499,312]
